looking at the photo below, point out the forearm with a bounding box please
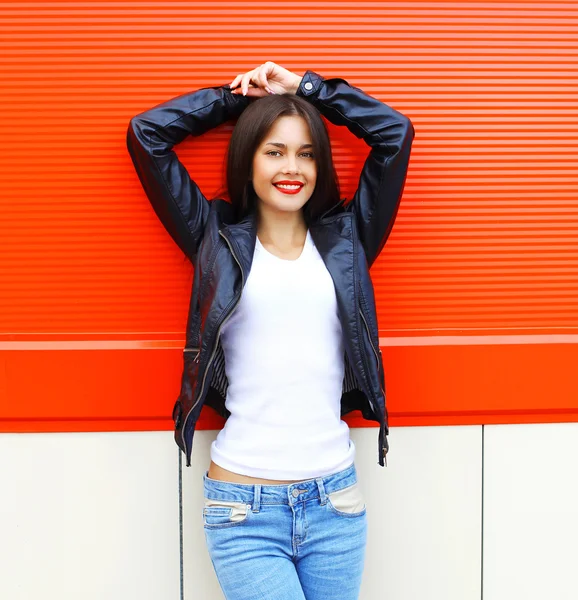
[128,84,251,155]
[296,70,412,145]
[126,83,250,262]
[296,70,415,267]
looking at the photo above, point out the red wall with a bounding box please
[2,2,577,433]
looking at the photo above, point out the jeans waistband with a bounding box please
[203,462,358,509]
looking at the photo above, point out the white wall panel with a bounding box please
[180,431,228,600]
[0,431,180,600]
[187,426,482,600]
[359,425,482,600]
[484,423,578,600]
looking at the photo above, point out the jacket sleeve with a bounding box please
[296,70,415,269]
[126,83,251,262]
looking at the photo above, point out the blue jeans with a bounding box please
[202,462,367,600]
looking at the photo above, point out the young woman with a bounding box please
[127,61,414,600]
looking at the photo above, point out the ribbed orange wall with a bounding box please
[1,2,577,433]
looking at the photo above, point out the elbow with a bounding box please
[384,117,414,161]
[401,116,415,144]
[399,117,415,159]
[127,116,142,142]
[383,116,415,158]
[126,117,137,152]
[126,117,148,159]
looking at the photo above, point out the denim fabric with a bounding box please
[202,462,367,600]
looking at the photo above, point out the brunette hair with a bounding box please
[212,93,341,227]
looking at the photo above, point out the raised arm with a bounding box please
[296,70,415,269]
[126,83,251,262]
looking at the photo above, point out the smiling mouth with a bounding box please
[273,184,304,194]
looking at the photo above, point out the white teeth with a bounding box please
[275,184,302,190]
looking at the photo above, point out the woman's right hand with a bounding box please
[229,62,303,98]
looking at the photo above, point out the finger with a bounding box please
[229,74,242,88]
[246,85,268,98]
[257,64,270,92]
[232,73,249,89]
[241,69,257,95]
[232,85,257,95]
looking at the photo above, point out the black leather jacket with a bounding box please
[126,70,414,468]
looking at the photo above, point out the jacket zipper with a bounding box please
[183,347,201,363]
[352,221,388,465]
[173,347,200,427]
[180,229,245,462]
[358,308,385,399]
[359,306,389,466]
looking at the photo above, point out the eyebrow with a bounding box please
[264,142,313,150]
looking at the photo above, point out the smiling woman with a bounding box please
[126,60,414,600]
[224,88,341,226]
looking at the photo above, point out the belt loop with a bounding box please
[252,484,261,513]
[315,477,327,505]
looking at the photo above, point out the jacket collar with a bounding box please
[220,199,353,283]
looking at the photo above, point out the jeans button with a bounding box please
[292,489,300,498]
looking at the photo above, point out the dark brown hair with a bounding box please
[212,93,341,227]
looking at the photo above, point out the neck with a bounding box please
[256,207,308,248]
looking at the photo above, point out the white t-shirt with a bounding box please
[209,228,356,479]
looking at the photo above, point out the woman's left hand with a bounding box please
[229,62,302,97]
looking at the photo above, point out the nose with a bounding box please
[283,154,300,174]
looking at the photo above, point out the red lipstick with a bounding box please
[273,180,304,195]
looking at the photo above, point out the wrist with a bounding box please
[289,74,303,95]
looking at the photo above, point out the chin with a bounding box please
[258,195,309,213]
[276,201,308,213]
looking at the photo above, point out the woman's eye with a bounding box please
[266,151,315,158]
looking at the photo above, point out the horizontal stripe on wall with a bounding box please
[1,341,576,432]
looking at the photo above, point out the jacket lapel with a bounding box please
[219,208,258,283]
[220,206,371,414]
[223,206,363,388]
[309,213,362,379]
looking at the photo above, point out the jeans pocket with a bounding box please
[326,481,366,517]
[203,498,251,529]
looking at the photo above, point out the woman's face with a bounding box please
[251,115,317,218]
